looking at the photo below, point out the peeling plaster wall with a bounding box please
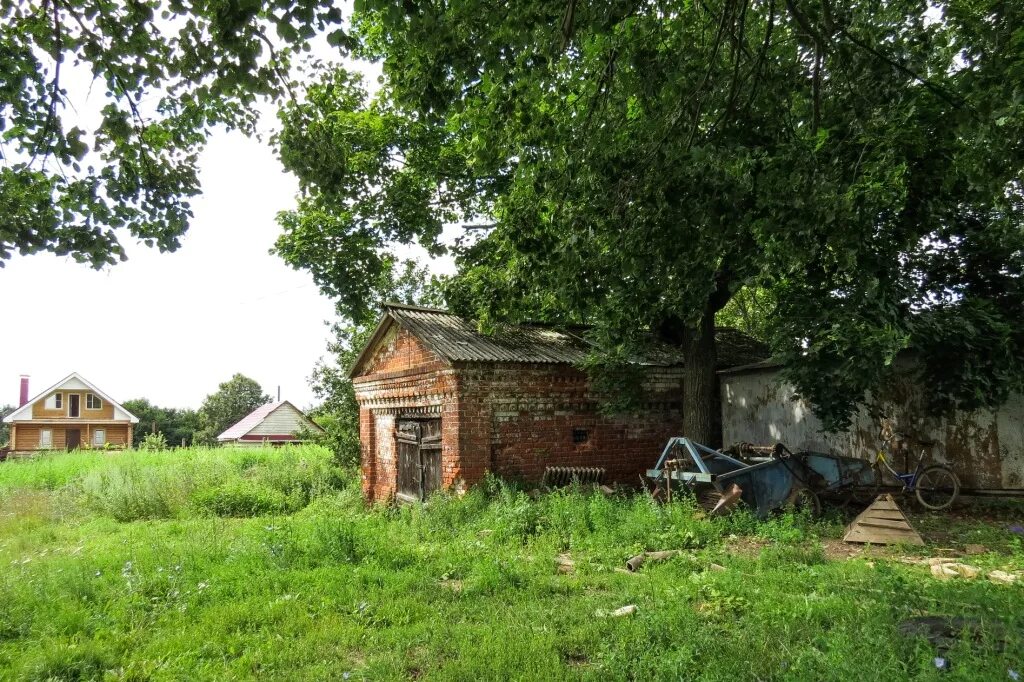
[720,368,1024,490]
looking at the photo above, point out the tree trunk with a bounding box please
[682,306,720,447]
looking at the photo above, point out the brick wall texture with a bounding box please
[353,325,684,503]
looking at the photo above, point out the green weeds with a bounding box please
[0,449,1021,680]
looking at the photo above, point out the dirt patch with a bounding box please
[438,579,463,594]
[821,539,901,561]
[561,651,590,667]
[723,536,769,557]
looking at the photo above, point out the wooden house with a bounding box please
[217,401,324,446]
[3,373,139,452]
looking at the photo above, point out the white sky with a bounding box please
[2,132,338,410]
[0,23,449,411]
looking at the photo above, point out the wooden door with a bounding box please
[69,394,80,418]
[395,418,443,502]
[419,418,442,497]
[66,429,81,450]
[396,420,421,502]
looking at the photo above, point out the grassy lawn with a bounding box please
[0,446,1021,681]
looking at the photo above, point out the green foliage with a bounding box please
[123,398,199,448]
[305,260,443,467]
[52,445,344,522]
[0,0,347,267]
[0,404,12,446]
[79,461,185,522]
[139,431,168,451]
[193,481,289,517]
[715,287,777,344]
[193,374,270,446]
[1,461,1022,679]
[276,0,1024,432]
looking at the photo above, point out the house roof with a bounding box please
[349,303,769,377]
[717,358,785,375]
[216,400,323,441]
[388,304,593,364]
[3,372,139,423]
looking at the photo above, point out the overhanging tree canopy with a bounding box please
[0,0,347,267]
[275,0,1024,441]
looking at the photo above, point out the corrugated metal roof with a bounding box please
[390,305,592,364]
[348,304,769,377]
[717,358,785,375]
[217,401,285,441]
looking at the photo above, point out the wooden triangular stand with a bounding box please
[843,494,924,546]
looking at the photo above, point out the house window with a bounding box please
[45,393,62,410]
[86,394,102,410]
[40,429,52,449]
[93,429,106,446]
[572,428,589,444]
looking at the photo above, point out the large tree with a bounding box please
[0,0,347,267]
[276,1,1024,442]
[193,374,270,446]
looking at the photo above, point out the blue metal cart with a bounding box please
[646,437,876,517]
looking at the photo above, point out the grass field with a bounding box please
[0,446,1021,681]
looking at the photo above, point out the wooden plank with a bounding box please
[844,528,925,545]
[845,528,923,542]
[857,518,915,531]
[844,527,917,540]
[861,511,912,521]
[860,510,912,521]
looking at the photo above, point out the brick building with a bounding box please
[350,303,766,503]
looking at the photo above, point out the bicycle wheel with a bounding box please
[915,466,960,511]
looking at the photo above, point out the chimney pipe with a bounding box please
[19,376,29,407]
[277,385,281,401]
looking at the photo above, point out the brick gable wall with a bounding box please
[353,326,456,501]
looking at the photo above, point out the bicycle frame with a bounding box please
[875,449,927,491]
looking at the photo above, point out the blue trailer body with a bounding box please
[647,437,876,517]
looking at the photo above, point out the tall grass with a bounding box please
[0,451,1021,679]
[0,445,346,521]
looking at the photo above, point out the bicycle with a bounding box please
[872,420,961,511]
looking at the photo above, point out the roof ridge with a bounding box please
[383,301,451,314]
[3,372,140,424]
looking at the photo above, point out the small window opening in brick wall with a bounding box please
[572,428,589,444]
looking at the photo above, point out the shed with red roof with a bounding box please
[217,401,323,447]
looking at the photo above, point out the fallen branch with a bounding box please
[625,550,683,572]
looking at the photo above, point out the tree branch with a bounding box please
[30,0,64,167]
[255,29,298,106]
[559,0,577,51]
[837,27,968,111]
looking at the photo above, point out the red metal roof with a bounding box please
[217,401,285,441]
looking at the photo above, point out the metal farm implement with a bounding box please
[646,437,877,518]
